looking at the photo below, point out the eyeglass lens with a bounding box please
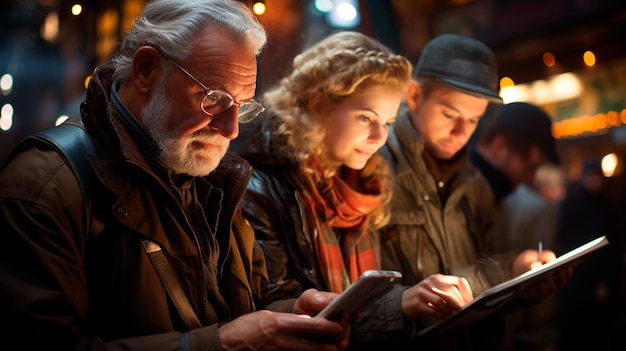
[201,91,264,124]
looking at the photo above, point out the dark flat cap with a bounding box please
[415,33,502,103]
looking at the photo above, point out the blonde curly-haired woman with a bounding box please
[238,31,473,349]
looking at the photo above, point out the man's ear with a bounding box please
[406,79,421,111]
[131,46,162,95]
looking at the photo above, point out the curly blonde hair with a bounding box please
[262,31,412,229]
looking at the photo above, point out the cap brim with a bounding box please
[439,78,503,104]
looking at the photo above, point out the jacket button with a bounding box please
[408,212,415,219]
[116,207,129,216]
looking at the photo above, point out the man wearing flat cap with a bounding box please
[378,34,569,350]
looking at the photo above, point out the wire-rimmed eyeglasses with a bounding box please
[158,50,264,124]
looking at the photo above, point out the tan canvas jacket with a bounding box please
[380,111,516,296]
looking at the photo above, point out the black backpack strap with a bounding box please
[7,119,204,330]
[0,118,99,233]
[33,121,98,196]
[29,119,98,232]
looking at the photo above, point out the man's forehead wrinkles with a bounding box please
[207,59,256,74]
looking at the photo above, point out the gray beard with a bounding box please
[140,77,226,177]
[140,78,184,174]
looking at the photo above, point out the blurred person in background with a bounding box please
[554,160,622,351]
[470,102,561,253]
[469,101,565,351]
[502,164,565,252]
[470,102,560,207]
[496,164,566,351]
[238,31,474,350]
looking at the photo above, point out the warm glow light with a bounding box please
[72,4,83,16]
[96,9,119,60]
[543,52,556,67]
[530,80,551,103]
[41,12,59,42]
[583,51,596,67]
[499,72,582,105]
[550,72,582,101]
[507,73,583,105]
[500,76,514,88]
[552,109,626,138]
[252,2,266,16]
[56,115,69,126]
[500,85,531,104]
[607,111,619,126]
[601,153,618,177]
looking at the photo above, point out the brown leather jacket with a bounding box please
[0,64,283,350]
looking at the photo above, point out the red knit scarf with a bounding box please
[296,157,383,293]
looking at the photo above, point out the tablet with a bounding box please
[316,270,402,320]
[416,235,609,338]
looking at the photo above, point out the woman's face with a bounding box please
[321,85,404,170]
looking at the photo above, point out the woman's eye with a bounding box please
[359,115,371,122]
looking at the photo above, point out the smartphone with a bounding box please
[316,270,402,320]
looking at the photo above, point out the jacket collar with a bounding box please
[469,145,512,203]
[386,109,427,177]
[82,63,253,244]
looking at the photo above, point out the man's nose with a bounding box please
[451,119,470,139]
[209,107,240,140]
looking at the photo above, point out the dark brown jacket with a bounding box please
[0,64,284,350]
[239,125,412,350]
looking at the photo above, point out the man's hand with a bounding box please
[401,274,474,319]
[219,289,353,350]
[293,288,354,350]
[512,249,557,276]
[292,288,338,316]
[513,249,573,302]
[219,309,348,351]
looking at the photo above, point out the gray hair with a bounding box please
[112,0,266,82]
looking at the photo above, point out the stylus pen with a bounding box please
[538,241,543,264]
